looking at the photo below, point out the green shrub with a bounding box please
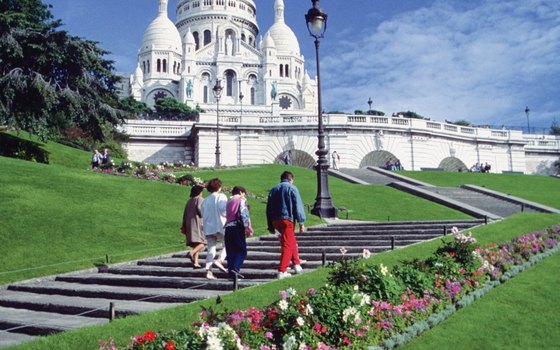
[0,132,49,163]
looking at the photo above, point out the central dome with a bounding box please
[265,0,300,55]
[141,0,182,52]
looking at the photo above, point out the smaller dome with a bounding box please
[262,33,276,49]
[134,63,143,80]
[141,0,182,53]
[185,27,195,45]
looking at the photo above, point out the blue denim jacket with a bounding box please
[266,180,306,231]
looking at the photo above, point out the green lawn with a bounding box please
[399,170,560,210]
[0,158,469,284]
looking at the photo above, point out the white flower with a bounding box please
[362,249,371,259]
[296,316,305,327]
[342,306,358,322]
[340,247,348,255]
[278,299,289,311]
[284,336,297,350]
[451,226,459,234]
[206,334,223,350]
[286,287,297,297]
[299,343,309,350]
[380,264,388,276]
[305,304,314,315]
[353,285,359,291]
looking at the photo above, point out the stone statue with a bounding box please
[225,34,233,56]
[186,79,193,98]
[271,81,277,101]
[375,130,384,150]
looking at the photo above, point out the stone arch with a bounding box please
[359,150,398,168]
[275,150,315,168]
[439,156,468,172]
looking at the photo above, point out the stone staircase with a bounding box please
[421,187,540,218]
[333,167,558,219]
[0,219,484,348]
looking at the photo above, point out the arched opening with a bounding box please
[193,31,200,50]
[204,30,211,46]
[275,150,316,168]
[359,150,400,169]
[225,69,236,97]
[439,157,468,172]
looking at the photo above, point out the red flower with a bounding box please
[166,341,176,350]
[143,331,157,342]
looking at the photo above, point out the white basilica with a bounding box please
[128,0,317,114]
[120,0,559,175]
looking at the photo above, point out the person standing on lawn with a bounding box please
[201,178,228,279]
[266,171,306,279]
[224,186,254,279]
[181,184,206,269]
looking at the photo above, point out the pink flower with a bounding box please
[265,331,273,339]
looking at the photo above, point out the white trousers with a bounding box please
[205,233,226,270]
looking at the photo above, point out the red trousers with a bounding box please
[273,219,301,272]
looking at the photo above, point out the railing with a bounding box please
[123,114,559,151]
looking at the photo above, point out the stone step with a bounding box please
[120,259,323,271]
[0,330,36,348]
[256,233,442,241]
[100,265,280,280]
[248,239,425,247]
[54,274,259,291]
[8,281,224,303]
[0,306,106,336]
[0,290,180,318]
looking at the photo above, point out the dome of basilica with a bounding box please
[141,0,182,53]
[265,0,300,55]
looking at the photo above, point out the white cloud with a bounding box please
[320,0,560,128]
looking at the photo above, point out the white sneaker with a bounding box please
[278,271,292,279]
[294,265,303,274]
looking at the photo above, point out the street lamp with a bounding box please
[306,0,336,218]
[213,79,223,167]
[239,83,244,124]
[367,97,373,113]
[524,106,530,134]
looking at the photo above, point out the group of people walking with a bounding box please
[181,171,306,280]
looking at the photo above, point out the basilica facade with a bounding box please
[128,0,318,115]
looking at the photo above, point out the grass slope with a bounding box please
[400,170,560,210]
[0,158,468,284]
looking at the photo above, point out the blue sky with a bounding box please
[44,0,560,130]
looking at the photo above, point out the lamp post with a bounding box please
[239,84,244,124]
[524,106,530,134]
[368,97,372,113]
[213,79,223,167]
[306,0,336,218]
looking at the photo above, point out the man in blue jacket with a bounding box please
[266,171,306,279]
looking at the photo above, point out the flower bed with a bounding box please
[99,226,560,350]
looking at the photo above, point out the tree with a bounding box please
[396,111,428,120]
[550,120,560,136]
[117,96,152,118]
[154,97,199,121]
[450,119,471,126]
[0,0,127,141]
[366,110,385,116]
